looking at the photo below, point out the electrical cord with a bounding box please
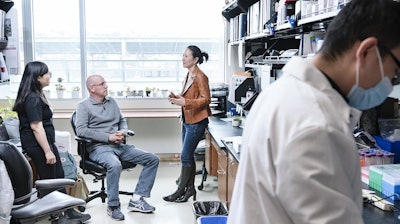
[364,193,400,211]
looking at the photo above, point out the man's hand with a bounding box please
[109,131,125,144]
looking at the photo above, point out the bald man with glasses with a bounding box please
[75,75,160,221]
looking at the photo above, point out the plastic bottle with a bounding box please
[277,0,287,25]
[316,38,324,52]
[359,152,365,167]
[390,153,396,164]
[375,151,384,165]
[383,152,391,164]
[364,153,372,166]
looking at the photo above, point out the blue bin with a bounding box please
[197,216,228,224]
[374,136,400,163]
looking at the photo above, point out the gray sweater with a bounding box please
[75,96,128,148]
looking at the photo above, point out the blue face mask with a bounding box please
[347,47,393,110]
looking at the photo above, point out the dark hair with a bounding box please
[13,61,49,113]
[187,45,209,64]
[320,0,400,61]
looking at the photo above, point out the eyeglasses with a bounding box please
[92,81,107,87]
[379,45,400,85]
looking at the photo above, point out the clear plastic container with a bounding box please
[378,119,400,141]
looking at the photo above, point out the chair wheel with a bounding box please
[198,184,203,190]
[77,206,86,212]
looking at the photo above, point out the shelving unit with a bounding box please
[223,0,347,109]
[222,0,260,20]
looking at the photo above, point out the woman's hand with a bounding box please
[45,150,56,164]
[169,95,185,106]
[169,92,177,98]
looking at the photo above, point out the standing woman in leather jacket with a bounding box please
[163,45,212,203]
[12,61,91,223]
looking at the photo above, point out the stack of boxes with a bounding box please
[361,119,400,200]
[367,164,400,200]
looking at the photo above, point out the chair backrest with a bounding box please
[70,111,78,136]
[70,111,136,171]
[0,142,32,204]
[0,123,10,141]
[70,111,88,159]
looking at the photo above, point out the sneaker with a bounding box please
[107,206,125,221]
[64,208,91,223]
[55,215,81,224]
[127,197,155,213]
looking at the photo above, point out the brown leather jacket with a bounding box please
[180,65,212,124]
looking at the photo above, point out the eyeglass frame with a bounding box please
[92,81,107,87]
[378,45,400,85]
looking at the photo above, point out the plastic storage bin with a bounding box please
[369,165,385,192]
[197,216,228,224]
[192,201,228,220]
[374,136,400,163]
[381,164,400,200]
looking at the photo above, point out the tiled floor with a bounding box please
[46,161,219,224]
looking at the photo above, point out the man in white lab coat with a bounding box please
[228,0,400,223]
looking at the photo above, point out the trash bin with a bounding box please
[192,201,228,220]
[197,215,228,224]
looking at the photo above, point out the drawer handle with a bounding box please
[217,151,226,156]
[217,169,226,175]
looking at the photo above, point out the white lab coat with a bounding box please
[227,57,364,224]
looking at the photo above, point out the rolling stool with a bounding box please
[194,139,208,190]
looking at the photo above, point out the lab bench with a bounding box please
[205,116,400,223]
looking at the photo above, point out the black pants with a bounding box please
[25,143,66,192]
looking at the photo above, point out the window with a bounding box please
[0,0,225,99]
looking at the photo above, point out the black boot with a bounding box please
[175,163,197,203]
[175,186,197,203]
[163,166,191,202]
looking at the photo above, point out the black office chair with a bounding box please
[70,111,136,203]
[0,141,85,224]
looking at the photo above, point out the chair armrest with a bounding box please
[127,130,135,136]
[35,178,75,198]
[75,136,93,143]
[75,132,134,140]
[35,178,75,189]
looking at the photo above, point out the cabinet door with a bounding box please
[217,147,228,202]
[227,153,239,208]
[205,130,218,177]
